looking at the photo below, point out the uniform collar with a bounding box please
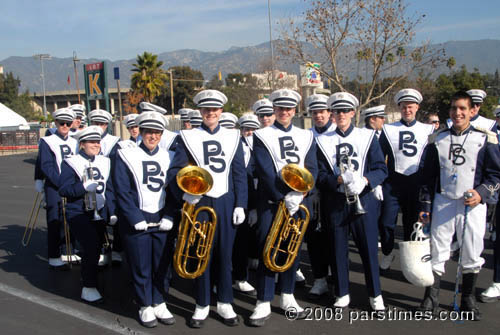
[79,151,96,162]
[273,121,293,132]
[450,124,472,136]
[102,131,108,138]
[471,114,479,121]
[314,120,332,134]
[335,124,354,137]
[139,141,159,156]
[400,119,417,127]
[55,130,68,140]
[201,123,221,134]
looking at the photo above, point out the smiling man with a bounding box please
[418,91,500,319]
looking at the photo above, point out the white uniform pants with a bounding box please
[430,193,486,275]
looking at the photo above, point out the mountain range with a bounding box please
[1,39,499,94]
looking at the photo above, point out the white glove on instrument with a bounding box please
[109,215,118,226]
[183,193,202,205]
[372,185,383,201]
[134,221,148,231]
[284,191,304,216]
[341,170,355,185]
[35,179,44,193]
[159,216,173,231]
[248,209,258,227]
[233,207,245,225]
[346,176,367,195]
[83,180,99,192]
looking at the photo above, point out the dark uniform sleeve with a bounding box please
[364,136,388,189]
[166,136,192,203]
[417,143,440,213]
[316,146,339,192]
[105,174,116,218]
[34,151,44,180]
[475,141,500,203]
[58,161,86,199]
[231,140,248,209]
[39,140,62,188]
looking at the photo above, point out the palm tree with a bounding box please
[131,52,168,102]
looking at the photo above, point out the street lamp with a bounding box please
[33,53,51,118]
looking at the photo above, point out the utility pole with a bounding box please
[72,51,81,103]
[267,0,275,90]
[33,53,51,118]
[169,69,175,118]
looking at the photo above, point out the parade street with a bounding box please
[1,153,499,335]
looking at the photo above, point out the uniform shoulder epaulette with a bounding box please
[427,128,447,144]
[474,126,498,145]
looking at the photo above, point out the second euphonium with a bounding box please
[173,166,217,279]
[263,163,314,273]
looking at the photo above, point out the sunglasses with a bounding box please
[57,121,72,127]
[258,113,273,118]
[430,120,440,124]
[334,109,352,114]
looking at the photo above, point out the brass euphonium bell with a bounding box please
[263,164,314,273]
[173,166,217,279]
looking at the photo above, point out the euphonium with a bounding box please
[263,163,314,272]
[173,166,217,279]
[339,153,366,215]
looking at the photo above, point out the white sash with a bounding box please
[181,127,240,198]
[41,135,77,173]
[100,134,120,157]
[310,123,336,138]
[117,139,137,150]
[383,121,434,175]
[159,130,178,151]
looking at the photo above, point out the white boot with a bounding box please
[233,280,256,294]
[369,295,386,311]
[309,277,329,297]
[333,294,350,308]
[479,282,500,303]
[249,301,271,326]
[61,254,81,263]
[48,257,66,268]
[280,293,304,313]
[139,306,157,328]
[296,268,306,282]
[153,302,175,325]
[379,250,395,270]
[217,302,239,325]
[81,287,103,303]
[189,304,209,328]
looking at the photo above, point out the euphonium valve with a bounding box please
[173,166,217,279]
[263,164,314,273]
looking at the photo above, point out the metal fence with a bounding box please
[0,130,40,154]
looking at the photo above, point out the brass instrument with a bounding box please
[83,160,103,221]
[173,166,217,279]
[339,154,366,215]
[263,164,314,272]
[22,192,44,246]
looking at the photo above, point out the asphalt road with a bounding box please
[0,153,499,335]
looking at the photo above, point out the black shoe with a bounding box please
[81,297,104,305]
[140,319,158,328]
[460,273,482,321]
[49,264,70,271]
[418,272,441,315]
[222,316,239,327]
[188,318,205,328]
[248,314,270,327]
[157,316,175,325]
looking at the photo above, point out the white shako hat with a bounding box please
[123,114,138,128]
[138,101,168,114]
[69,104,86,118]
[238,114,260,129]
[306,94,329,111]
[361,105,386,118]
[89,109,112,123]
[252,99,274,115]
[466,89,487,104]
[53,108,76,122]
[394,88,423,105]
[194,90,228,108]
[219,112,238,129]
[76,125,103,142]
[327,92,359,110]
[188,109,203,126]
[269,89,301,108]
[135,111,167,131]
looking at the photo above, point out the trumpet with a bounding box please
[83,160,103,221]
[21,191,44,246]
[339,153,366,216]
[263,164,314,272]
[173,166,217,279]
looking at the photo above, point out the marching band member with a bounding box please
[446,89,496,131]
[362,105,386,138]
[418,91,500,319]
[305,94,335,298]
[89,109,120,157]
[378,89,434,270]
[69,104,86,133]
[219,112,238,129]
[253,98,275,128]
[117,114,140,150]
[59,126,115,303]
[114,112,176,328]
[232,114,260,296]
[188,109,202,128]
[249,88,318,326]
[138,102,178,152]
[425,112,441,131]
[167,89,247,328]
[179,108,193,130]
[37,108,78,269]
[316,92,387,311]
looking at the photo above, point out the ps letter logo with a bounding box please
[336,143,359,171]
[142,161,165,192]
[399,131,417,157]
[279,136,300,164]
[203,141,226,173]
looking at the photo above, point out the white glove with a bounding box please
[83,180,99,192]
[233,207,245,225]
[248,209,258,227]
[341,170,355,185]
[372,185,383,201]
[346,176,367,195]
[109,215,118,225]
[159,216,173,231]
[284,191,304,216]
[183,193,202,205]
[35,179,44,193]
[134,221,148,231]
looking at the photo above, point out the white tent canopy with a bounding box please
[0,102,29,129]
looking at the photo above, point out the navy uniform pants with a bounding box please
[378,173,419,256]
[327,192,381,298]
[120,224,172,307]
[494,204,500,283]
[305,194,330,279]
[232,215,253,282]
[69,213,105,287]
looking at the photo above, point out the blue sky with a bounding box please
[1,0,499,61]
